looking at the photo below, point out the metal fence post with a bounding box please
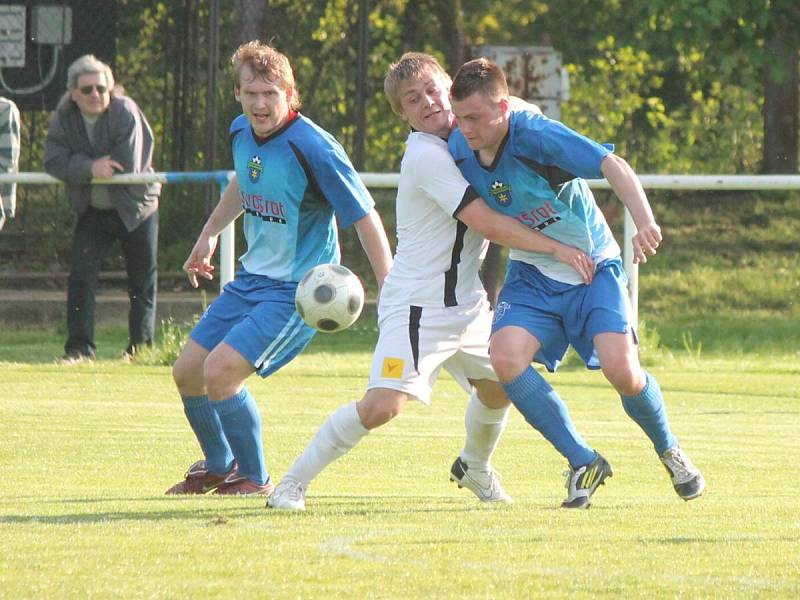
[216,171,235,290]
[622,207,639,330]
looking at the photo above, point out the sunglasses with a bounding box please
[78,84,108,95]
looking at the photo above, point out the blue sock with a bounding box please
[502,366,596,468]
[620,372,678,455]
[212,388,268,485]
[181,395,234,474]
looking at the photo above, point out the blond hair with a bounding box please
[383,52,451,116]
[231,41,301,110]
[450,58,508,103]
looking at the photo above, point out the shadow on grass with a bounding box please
[638,534,800,545]
[0,495,502,525]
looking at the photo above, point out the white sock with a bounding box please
[283,402,369,486]
[459,390,510,471]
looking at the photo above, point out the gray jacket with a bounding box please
[43,95,161,231]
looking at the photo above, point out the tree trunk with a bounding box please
[234,0,266,46]
[762,8,799,173]
[431,0,467,70]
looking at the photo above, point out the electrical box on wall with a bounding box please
[31,5,73,45]
[0,5,27,68]
[0,1,117,111]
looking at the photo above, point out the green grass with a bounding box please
[1,191,797,597]
[635,192,800,355]
[1,331,799,598]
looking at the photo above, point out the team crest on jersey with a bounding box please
[247,155,263,183]
[490,180,512,206]
[493,301,510,325]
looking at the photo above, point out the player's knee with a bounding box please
[172,354,200,394]
[490,350,526,382]
[357,395,403,429]
[172,361,186,388]
[203,359,241,400]
[603,363,644,396]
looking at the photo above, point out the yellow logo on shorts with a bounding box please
[381,357,404,378]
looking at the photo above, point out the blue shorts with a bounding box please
[492,257,636,372]
[190,271,316,377]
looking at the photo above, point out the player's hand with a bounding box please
[632,222,662,264]
[553,245,595,284]
[183,235,218,288]
[91,156,124,179]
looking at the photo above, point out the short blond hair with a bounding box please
[383,52,451,116]
[231,41,301,110]
[450,58,508,103]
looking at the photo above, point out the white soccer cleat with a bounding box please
[449,456,513,503]
[266,479,307,511]
[660,446,705,501]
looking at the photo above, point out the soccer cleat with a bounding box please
[561,453,613,509]
[449,456,513,503]
[165,460,236,495]
[213,473,274,496]
[266,479,307,511]
[660,446,705,501]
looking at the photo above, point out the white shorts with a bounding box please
[367,297,497,404]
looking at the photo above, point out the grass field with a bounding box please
[1,326,798,598]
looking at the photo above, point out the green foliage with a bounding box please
[680,330,703,360]
[7,1,797,272]
[635,319,670,366]
[561,37,669,168]
[133,317,195,367]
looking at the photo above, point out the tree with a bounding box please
[762,0,799,173]
[234,0,265,46]
[461,1,798,174]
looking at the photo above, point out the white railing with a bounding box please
[3,171,800,327]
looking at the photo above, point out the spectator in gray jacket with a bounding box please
[0,96,20,231]
[44,55,161,361]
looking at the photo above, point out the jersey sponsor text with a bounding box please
[241,191,287,224]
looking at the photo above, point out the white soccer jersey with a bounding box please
[379,131,488,308]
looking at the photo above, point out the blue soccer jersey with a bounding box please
[448,111,618,284]
[230,113,374,282]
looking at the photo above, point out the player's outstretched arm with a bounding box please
[457,197,595,284]
[601,153,662,264]
[182,174,244,287]
[353,208,393,292]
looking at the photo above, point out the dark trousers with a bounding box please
[65,207,158,356]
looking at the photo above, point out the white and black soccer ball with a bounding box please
[295,263,365,333]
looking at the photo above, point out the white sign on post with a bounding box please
[475,45,569,120]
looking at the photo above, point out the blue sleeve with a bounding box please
[301,132,374,229]
[229,114,248,148]
[514,112,610,179]
[447,129,471,163]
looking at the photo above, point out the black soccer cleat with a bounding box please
[561,453,613,509]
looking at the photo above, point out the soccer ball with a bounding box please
[295,263,365,333]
